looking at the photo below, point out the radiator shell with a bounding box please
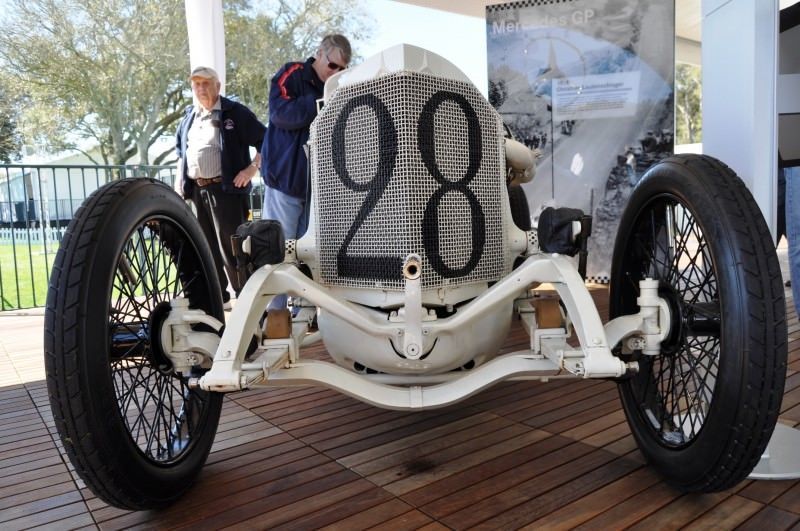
[309,70,510,292]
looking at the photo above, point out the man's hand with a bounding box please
[234,153,261,188]
[233,168,256,188]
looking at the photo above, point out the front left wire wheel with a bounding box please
[610,154,787,492]
[44,178,224,510]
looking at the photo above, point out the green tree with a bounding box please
[0,0,371,166]
[0,80,22,163]
[0,0,188,165]
[675,62,702,145]
[225,0,372,116]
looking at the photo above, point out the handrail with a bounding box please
[0,163,265,310]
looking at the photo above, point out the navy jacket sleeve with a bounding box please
[175,119,184,159]
[269,63,318,131]
[175,106,193,159]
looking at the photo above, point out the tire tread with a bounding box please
[613,154,787,492]
[44,178,220,509]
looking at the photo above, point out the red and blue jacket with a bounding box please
[261,57,324,199]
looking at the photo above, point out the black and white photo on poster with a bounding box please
[486,0,675,281]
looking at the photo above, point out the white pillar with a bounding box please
[184,0,226,94]
[704,0,800,480]
[701,0,778,236]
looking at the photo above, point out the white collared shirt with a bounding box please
[186,99,223,179]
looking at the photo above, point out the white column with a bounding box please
[701,0,778,236]
[704,0,800,480]
[184,0,226,94]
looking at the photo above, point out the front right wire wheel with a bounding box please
[45,178,224,510]
[610,154,787,492]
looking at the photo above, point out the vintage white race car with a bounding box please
[45,45,787,510]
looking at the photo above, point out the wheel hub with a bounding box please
[147,301,175,375]
[657,282,685,356]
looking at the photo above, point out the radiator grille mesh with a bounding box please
[311,71,507,290]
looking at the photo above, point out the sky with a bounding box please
[0,0,488,93]
[357,0,488,94]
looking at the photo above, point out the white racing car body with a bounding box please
[187,45,660,407]
[44,44,787,509]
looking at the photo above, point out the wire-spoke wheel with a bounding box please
[610,154,787,492]
[45,179,224,510]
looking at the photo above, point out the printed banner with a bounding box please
[486,0,675,282]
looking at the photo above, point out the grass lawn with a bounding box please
[0,233,187,310]
[0,241,60,310]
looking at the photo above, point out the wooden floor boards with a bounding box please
[2,275,800,529]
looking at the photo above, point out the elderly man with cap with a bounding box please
[175,66,266,306]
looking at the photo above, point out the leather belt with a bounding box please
[195,176,222,187]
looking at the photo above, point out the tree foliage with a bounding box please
[225,0,372,117]
[0,0,188,165]
[0,0,371,165]
[675,62,702,145]
[0,79,22,163]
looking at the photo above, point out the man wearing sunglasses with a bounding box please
[261,34,351,310]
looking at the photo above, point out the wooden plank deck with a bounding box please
[2,258,800,529]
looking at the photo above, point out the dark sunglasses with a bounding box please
[325,52,346,71]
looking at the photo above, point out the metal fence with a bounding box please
[0,164,265,310]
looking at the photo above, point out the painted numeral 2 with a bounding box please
[331,90,486,281]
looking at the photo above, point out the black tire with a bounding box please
[508,184,532,231]
[609,154,787,492]
[44,178,224,510]
[509,185,531,270]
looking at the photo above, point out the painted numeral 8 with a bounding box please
[418,91,486,278]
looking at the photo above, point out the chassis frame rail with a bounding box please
[169,254,666,409]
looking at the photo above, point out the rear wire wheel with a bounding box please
[610,154,787,492]
[44,179,224,510]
